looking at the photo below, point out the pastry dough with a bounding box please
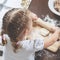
[39,28,49,37]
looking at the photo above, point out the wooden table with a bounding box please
[29,0,60,21]
[28,0,60,60]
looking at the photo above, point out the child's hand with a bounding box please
[29,12,38,20]
[55,27,60,37]
[49,26,60,33]
[55,27,60,32]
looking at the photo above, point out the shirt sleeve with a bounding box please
[20,38,44,52]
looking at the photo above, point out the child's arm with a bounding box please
[44,29,60,48]
[20,29,59,52]
[29,12,57,32]
[33,18,57,32]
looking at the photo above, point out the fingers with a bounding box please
[29,12,38,20]
[56,27,60,37]
[31,13,38,20]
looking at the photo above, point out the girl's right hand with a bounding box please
[55,27,60,37]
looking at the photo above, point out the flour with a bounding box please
[43,15,57,26]
[43,15,60,27]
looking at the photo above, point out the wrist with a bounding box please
[51,27,59,32]
[55,28,60,37]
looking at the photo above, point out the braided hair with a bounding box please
[2,8,32,52]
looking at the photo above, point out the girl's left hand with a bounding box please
[29,12,38,20]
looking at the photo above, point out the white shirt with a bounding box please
[2,34,44,60]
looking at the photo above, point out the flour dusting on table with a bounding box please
[43,15,60,27]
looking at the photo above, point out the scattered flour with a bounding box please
[43,15,60,27]
[43,15,57,26]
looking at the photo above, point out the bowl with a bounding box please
[48,0,60,16]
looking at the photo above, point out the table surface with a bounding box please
[29,0,60,20]
[29,0,60,60]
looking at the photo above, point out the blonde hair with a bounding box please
[2,8,32,52]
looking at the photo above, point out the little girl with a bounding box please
[1,8,60,60]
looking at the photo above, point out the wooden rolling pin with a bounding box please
[47,41,60,52]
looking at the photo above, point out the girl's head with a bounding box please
[3,8,32,41]
[2,8,33,52]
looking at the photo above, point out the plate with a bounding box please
[48,0,60,16]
